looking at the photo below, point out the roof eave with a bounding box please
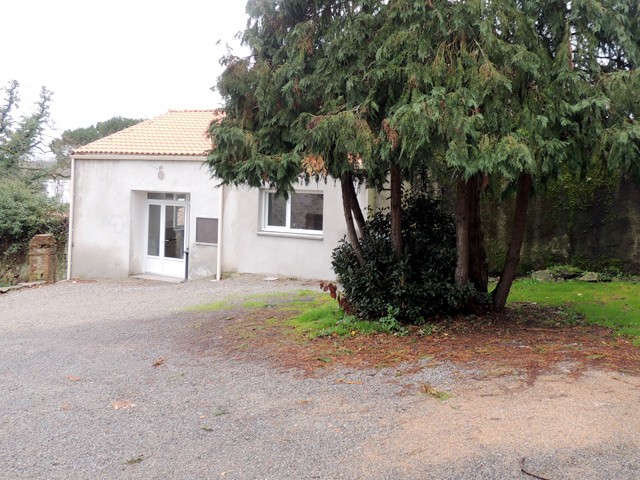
[70,153,210,162]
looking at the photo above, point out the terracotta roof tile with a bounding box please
[73,109,224,156]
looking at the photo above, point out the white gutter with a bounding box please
[216,184,225,281]
[72,153,206,162]
[66,156,76,280]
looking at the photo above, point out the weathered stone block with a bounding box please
[578,271,600,282]
[28,234,57,283]
[531,269,556,282]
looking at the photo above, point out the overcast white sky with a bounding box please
[3,0,249,150]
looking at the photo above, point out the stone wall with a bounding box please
[483,171,640,275]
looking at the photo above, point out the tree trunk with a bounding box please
[341,173,365,266]
[345,172,366,237]
[390,163,403,260]
[455,177,470,285]
[492,172,533,311]
[468,174,488,293]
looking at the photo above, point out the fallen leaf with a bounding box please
[152,356,165,367]
[111,400,136,410]
[65,375,81,382]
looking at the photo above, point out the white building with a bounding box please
[67,110,365,281]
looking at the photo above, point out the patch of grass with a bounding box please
[282,298,345,338]
[277,294,408,338]
[189,289,319,312]
[201,289,406,339]
[188,300,231,312]
[508,279,640,344]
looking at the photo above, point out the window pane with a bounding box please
[147,204,161,256]
[196,217,218,244]
[291,193,323,231]
[267,193,287,227]
[147,192,164,200]
[164,205,185,259]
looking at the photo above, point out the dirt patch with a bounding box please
[191,302,640,377]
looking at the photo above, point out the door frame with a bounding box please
[144,193,190,278]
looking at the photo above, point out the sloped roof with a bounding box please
[73,109,224,157]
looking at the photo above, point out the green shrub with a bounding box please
[331,193,471,324]
[0,179,67,281]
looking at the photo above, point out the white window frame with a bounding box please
[260,189,324,237]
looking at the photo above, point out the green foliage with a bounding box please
[210,0,640,218]
[0,80,67,283]
[332,193,471,323]
[375,305,408,336]
[208,0,640,314]
[508,279,640,344]
[287,301,407,338]
[287,299,346,338]
[0,178,67,262]
[0,80,52,175]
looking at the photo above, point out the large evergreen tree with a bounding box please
[207,0,639,314]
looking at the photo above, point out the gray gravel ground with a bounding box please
[1,275,639,479]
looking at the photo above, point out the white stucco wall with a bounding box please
[220,179,366,280]
[70,156,366,281]
[69,156,220,279]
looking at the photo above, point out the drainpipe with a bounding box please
[216,184,224,281]
[183,248,189,282]
[66,156,76,280]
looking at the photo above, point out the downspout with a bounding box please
[66,156,76,280]
[216,184,224,281]
[183,201,190,282]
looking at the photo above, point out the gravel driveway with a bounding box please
[1,276,639,479]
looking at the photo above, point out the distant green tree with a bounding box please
[50,116,142,174]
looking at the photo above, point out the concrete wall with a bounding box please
[69,157,220,279]
[221,180,366,280]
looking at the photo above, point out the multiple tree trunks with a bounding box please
[343,164,531,312]
[340,172,365,266]
[455,172,532,311]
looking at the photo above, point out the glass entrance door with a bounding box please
[145,196,187,278]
